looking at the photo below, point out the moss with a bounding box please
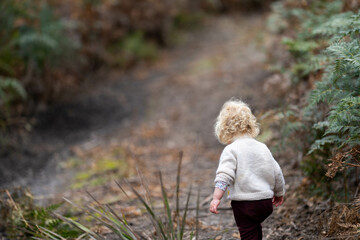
[75,172,92,181]
[70,147,130,189]
[88,177,108,187]
[98,159,121,172]
[60,157,82,168]
[191,58,217,74]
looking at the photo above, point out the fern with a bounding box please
[0,76,26,107]
[0,0,79,133]
[309,135,338,154]
[282,37,319,57]
[312,121,329,131]
[268,0,360,197]
[0,188,82,239]
[308,35,360,153]
[327,40,360,68]
[312,12,354,38]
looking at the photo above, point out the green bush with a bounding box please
[268,0,360,199]
[0,0,78,81]
[0,0,78,131]
[108,31,158,68]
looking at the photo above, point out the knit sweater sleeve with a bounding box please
[214,146,237,186]
[273,159,285,197]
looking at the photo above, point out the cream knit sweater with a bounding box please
[214,136,285,201]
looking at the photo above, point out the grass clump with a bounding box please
[1,152,206,239]
[62,151,197,239]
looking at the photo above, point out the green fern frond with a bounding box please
[326,40,360,69]
[308,135,338,154]
[312,121,329,131]
[282,37,319,57]
[312,12,354,37]
[0,76,26,107]
[18,32,58,50]
[308,86,349,105]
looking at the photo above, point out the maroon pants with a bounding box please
[231,199,273,240]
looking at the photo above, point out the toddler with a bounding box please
[209,99,285,240]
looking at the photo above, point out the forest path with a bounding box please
[4,14,318,239]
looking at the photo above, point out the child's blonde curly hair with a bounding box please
[215,99,259,145]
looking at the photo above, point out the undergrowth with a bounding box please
[268,0,360,199]
[0,0,78,135]
[0,188,81,239]
[267,0,360,237]
[1,152,202,239]
[58,152,199,239]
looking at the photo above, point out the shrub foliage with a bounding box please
[0,0,78,132]
[268,0,360,199]
[0,0,273,134]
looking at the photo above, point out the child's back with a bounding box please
[216,136,285,201]
[209,99,285,240]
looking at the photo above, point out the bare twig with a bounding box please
[5,189,32,229]
[354,182,360,199]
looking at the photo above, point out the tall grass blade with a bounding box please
[195,188,200,240]
[137,167,154,209]
[113,182,154,239]
[190,232,194,240]
[75,233,88,240]
[36,225,67,240]
[115,180,130,199]
[176,151,183,239]
[85,190,137,238]
[53,213,103,240]
[86,207,130,239]
[129,185,168,239]
[180,186,192,239]
[160,171,175,239]
[82,203,133,239]
[104,204,142,239]
[62,197,132,239]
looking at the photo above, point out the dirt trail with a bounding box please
[3,14,320,239]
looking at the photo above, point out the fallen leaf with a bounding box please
[232,232,240,238]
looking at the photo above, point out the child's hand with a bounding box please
[272,196,284,207]
[209,199,221,214]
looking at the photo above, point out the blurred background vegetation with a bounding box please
[0,0,272,138]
